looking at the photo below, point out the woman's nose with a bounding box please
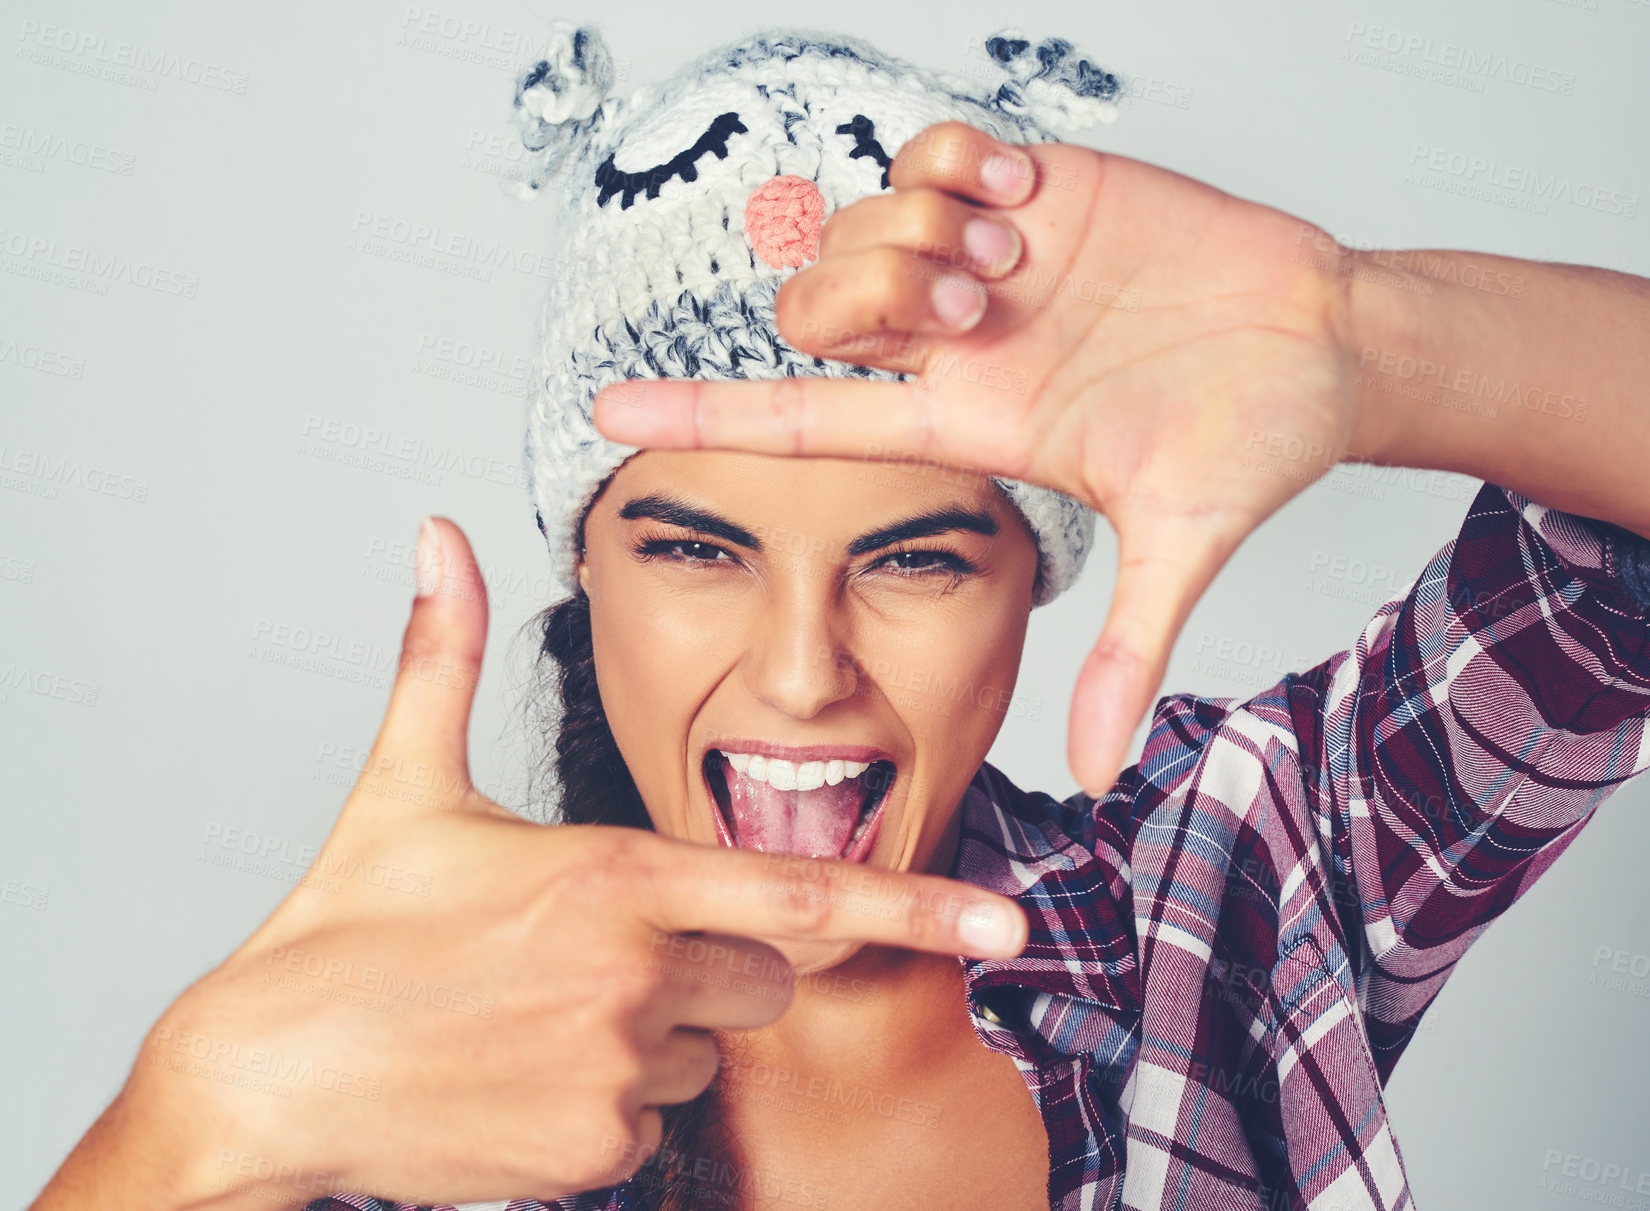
[745,175,826,269]
[742,594,859,720]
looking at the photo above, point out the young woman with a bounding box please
[30,23,1650,1211]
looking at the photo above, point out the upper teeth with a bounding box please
[719,751,871,792]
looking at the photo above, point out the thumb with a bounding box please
[360,516,489,809]
[1067,516,1237,797]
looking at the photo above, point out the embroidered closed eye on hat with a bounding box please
[507,21,1125,606]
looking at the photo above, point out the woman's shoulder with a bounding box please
[971,671,1330,857]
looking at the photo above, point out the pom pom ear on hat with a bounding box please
[979,29,1125,135]
[508,22,621,197]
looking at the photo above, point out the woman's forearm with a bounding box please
[29,1081,273,1211]
[1340,245,1650,538]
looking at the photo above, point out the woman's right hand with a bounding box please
[31,518,1027,1211]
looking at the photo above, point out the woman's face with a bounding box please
[576,448,1039,971]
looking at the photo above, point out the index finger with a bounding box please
[591,375,1033,489]
[891,121,1038,207]
[636,837,1029,959]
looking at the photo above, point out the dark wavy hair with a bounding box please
[525,578,736,1211]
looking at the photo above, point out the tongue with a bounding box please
[724,765,868,858]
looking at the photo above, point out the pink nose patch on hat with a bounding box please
[745,175,826,269]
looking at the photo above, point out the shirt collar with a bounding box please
[946,760,1141,1063]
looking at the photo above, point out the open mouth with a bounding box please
[702,750,895,862]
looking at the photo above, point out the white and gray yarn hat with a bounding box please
[507,22,1125,606]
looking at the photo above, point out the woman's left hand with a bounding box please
[593,121,1381,797]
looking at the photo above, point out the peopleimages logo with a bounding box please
[1538,1150,1650,1198]
[348,210,564,282]
[297,413,522,489]
[0,227,201,297]
[0,123,136,175]
[0,336,86,379]
[397,7,555,55]
[0,663,100,707]
[14,20,251,93]
[263,945,496,1018]
[1405,144,1639,218]
[0,443,150,502]
[1358,345,1590,420]
[1342,21,1577,95]
[147,1027,382,1100]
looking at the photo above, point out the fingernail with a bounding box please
[981,149,1032,200]
[931,272,987,330]
[963,217,1021,272]
[415,516,444,598]
[957,903,1018,955]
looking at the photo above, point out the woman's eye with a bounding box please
[874,550,973,577]
[639,539,732,565]
[638,539,973,579]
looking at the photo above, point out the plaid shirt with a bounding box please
[307,481,1650,1211]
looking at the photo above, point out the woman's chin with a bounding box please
[769,936,863,978]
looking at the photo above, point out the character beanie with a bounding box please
[507,22,1126,605]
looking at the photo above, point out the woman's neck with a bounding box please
[714,801,978,1081]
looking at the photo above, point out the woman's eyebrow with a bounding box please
[846,506,999,555]
[619,493,759,549]
[618,493,998,554]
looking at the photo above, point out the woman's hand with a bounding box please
[592,122,1383,796]
[30,519,1027,1211]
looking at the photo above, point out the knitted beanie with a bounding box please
[507,22,1125,606]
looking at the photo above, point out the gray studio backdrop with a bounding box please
[3,0,1647,1206]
